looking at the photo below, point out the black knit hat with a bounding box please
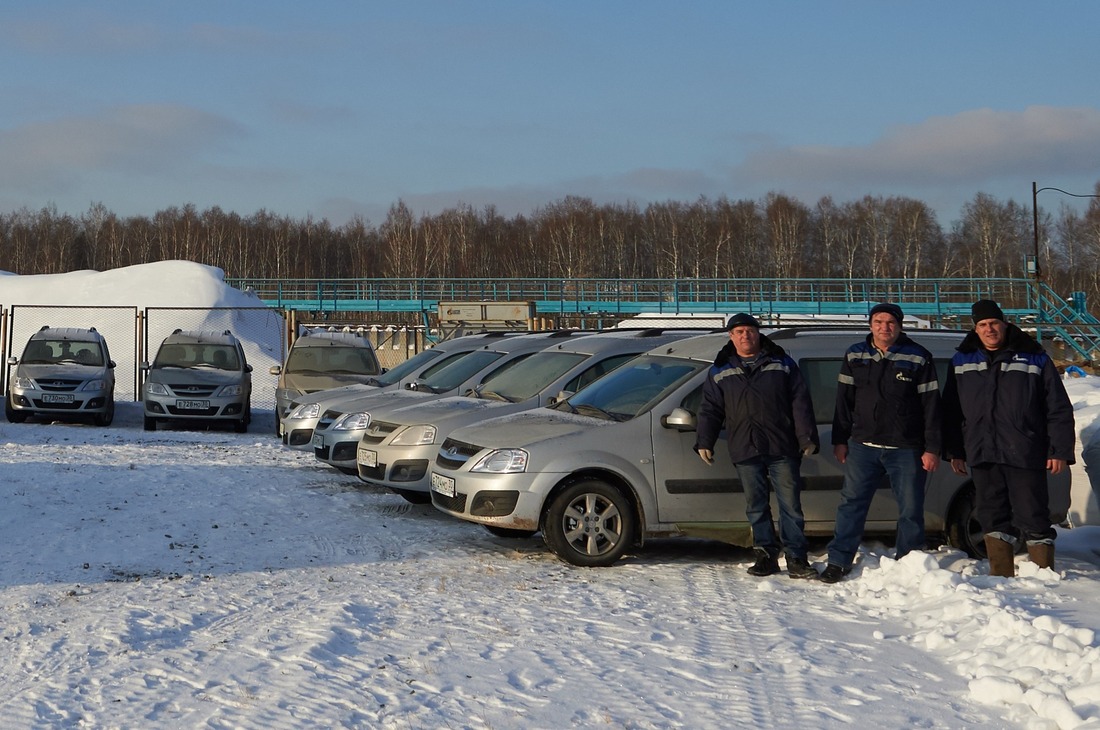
[869,302,904,324]
[972,299,1006,324]
[726,313,761,330]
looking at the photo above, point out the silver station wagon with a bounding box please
[430,329,1072,566]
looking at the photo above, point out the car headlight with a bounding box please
[390,424,437,446]
[81,379,107,391]
[276,388,300,402]
[145,382,169,396]
[219,384,244,397]
[334,412,371,431]
[11,376,35,390]
[288,403,320,420]
[471,448,528,474]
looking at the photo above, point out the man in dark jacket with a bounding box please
[820,302,941,583]
[695,313,819,579]
[942,299,1075,576]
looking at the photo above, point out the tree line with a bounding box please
[2,188,1099,305]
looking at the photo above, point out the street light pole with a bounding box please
[1031,181,1100,284]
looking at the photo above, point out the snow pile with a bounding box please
[0,260,262,308]
[828,542,1100,729]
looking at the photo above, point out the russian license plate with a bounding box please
[43,393,74,403]
[176,399,209,410]
[357,445,378,468]
[312,433,325,449]
[431,472,456,498]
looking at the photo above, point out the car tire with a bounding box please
[5,397,28,423]
[143,416,157,432]
[483,525,537,539]
[543,479,636,567]
[93,397,115,427]
[392,488,432,505]
[233,417,248,434]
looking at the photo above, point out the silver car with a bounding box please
[310,331,597,475]
[356,329,709,503]
[270,328,382,432]
[279,332,527,449]
[142,329,253,432]
[430,329,1072,566]
[5,326,116,426]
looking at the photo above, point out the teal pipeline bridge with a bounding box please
[227,276,1100,361]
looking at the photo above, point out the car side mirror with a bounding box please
[245,364,253,373]
[6,356,16,366]
[140,361,150,371]
[269,365,282,376]
[547,390,574,405]
[661,407,697,432]
[108,360,116,369]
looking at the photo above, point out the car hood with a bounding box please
[447,408,614,449]
[370,394,522,427]
[22,363,109,380]
[284,372,379,395]
[325,388,437,416]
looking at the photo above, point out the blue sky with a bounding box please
[2,1,1098,229]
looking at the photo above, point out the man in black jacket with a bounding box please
[942,300,1076,576]
[820,303,941,583]
[695,313,819,579]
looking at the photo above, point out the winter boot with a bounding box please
[747,549,780,577]
[1027,542,1055,570]
[984,535,1015,577]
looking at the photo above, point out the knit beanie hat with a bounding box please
[869,302,904,324]
[971,299,1006,324]
[726,313,761,330]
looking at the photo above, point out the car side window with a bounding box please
[680,385,703,417]
[798,358,843,424]
[563,354,637,394]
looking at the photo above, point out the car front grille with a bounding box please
[166,383,219,397]
[436,438,483,469]
[37,379,82,393]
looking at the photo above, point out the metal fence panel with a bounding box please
[143,307,287,412]
[7,305,140,400]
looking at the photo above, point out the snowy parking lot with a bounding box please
[3,402,1100,729]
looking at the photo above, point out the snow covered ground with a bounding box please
[2,264,1100,729]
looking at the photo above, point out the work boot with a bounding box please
[747,549,780,577]
[984,535,1015,577]
[785,556,818,580]
[1027,542,1055,570]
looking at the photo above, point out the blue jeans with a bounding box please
[734,455,808,561]
[827,441,927,569]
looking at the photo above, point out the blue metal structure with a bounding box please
[227,277,1100,360]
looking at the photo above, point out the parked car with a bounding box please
[310,331,597,475]
[271,328,382,434]
[279,332,526,449]
[355,329,712,503]
[142,329,252,432]
[429,328,1072,566]
[5,326,116,426]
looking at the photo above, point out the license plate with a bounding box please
[431,472,456,498]
[312,433,325,449]
[43,393,74,403]
[176,399,209,410]
[358,445,377,468]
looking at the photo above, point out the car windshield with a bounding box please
[552,354,703,421]
[286,345,378,376]
[156,344,240,370]
[417,350,508,392]
[367,348,449,386]
[25,339,103,366]
[475,351,586,401]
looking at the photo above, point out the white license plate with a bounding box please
[43,394,74,403]
[358,446,377,468]
[312,433,325,449]
[176,399,209,410]
[431,472,456,498]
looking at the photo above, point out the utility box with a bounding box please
[437,301,538,335]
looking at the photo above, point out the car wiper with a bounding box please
[477,390,514,402]
[574,403,616,421]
